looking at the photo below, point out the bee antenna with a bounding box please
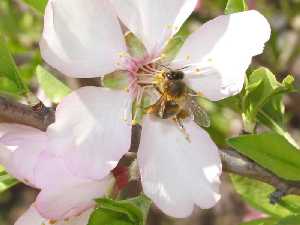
[177,65,191,71]
[156,63,171,71]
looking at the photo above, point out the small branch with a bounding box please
[220,149,300,196]
[1,96,300,198]
[0,96,54,131]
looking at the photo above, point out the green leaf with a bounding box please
[0,171,18,193]
[88,195,151,225]
[228,132,300,181]
[0,35,29,95]
[88,208,134,225]
[36,66,71,104]
[102,70,130,90]
[242,68,294,132]
[232,176,300,218]
[22,0,47,14]
[225,0,248,14]
[277,215,300,225]
[239,218,278,225]
[125,32,147,59]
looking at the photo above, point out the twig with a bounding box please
[1,96,300,198]
[0,96,54,131]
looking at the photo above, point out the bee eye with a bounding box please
[166,71,184,80]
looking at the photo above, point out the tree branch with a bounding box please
[0,96,54,131]
[1,96,300,199]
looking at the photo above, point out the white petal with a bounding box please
[35,154,113,220]
[47,87,132,180]
[40,0,127,78]
[15,206,45,225]
[138,117,222,218]
[0,124,47,187]
[172,10,271,101]
[15,206,93,225]
[111,0,197,54]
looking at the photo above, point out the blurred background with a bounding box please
[0,0,300,224]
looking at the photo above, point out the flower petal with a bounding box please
[40,0,127,78]
[138,117,222,218]
[0,124,47,187]
[34,153,113,220]
[47,87,132,180]
[15,206,44,225]
[15,206,93,225]
[172,10,271,101]
[111,0,197,54]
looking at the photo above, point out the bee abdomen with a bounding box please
[159,100,180,119]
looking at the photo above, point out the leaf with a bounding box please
[88,209,134,225]
[239,218,278,225]
[242,68,294,132]
[228,132,300,181]
[225,0,248,14]
[102,70,130,90]
[22,0,47,14]
[36,66,71,104]
[0,171,18,193]
[88,195,151,225]
[0,35,29,95]
[231,176,300,218]
[277,215,300,225]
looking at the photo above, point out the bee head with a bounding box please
[166,70,184,80]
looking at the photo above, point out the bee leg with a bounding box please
[173,115,191,142]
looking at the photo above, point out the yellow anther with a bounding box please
[185,55,191,61]
[118,51,129,58]
[160,53,166,59]
[49,220,57,225]
[195,68,201,73]
[166,24,173,29]
[131,119,138,125]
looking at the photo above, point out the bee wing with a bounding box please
[187,97,211,128]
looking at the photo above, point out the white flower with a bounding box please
[38,0,270,218]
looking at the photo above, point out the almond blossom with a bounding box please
[0,90,125,224]
[0,0,271,222]
[41,0,270,218]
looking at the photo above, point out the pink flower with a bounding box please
[40,0,270,218]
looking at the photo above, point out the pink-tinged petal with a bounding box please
[138,117,222,218]
[34,153,114,220]
[111,0,197,54]
[47,87,132,180]
[15,206,93,225]
[15,206,44,225]
[36,178,112,220]
[40,0,127,78]
[172,10,271,101]
[0,124,47,187]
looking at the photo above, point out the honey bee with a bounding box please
[146,66,210,137]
